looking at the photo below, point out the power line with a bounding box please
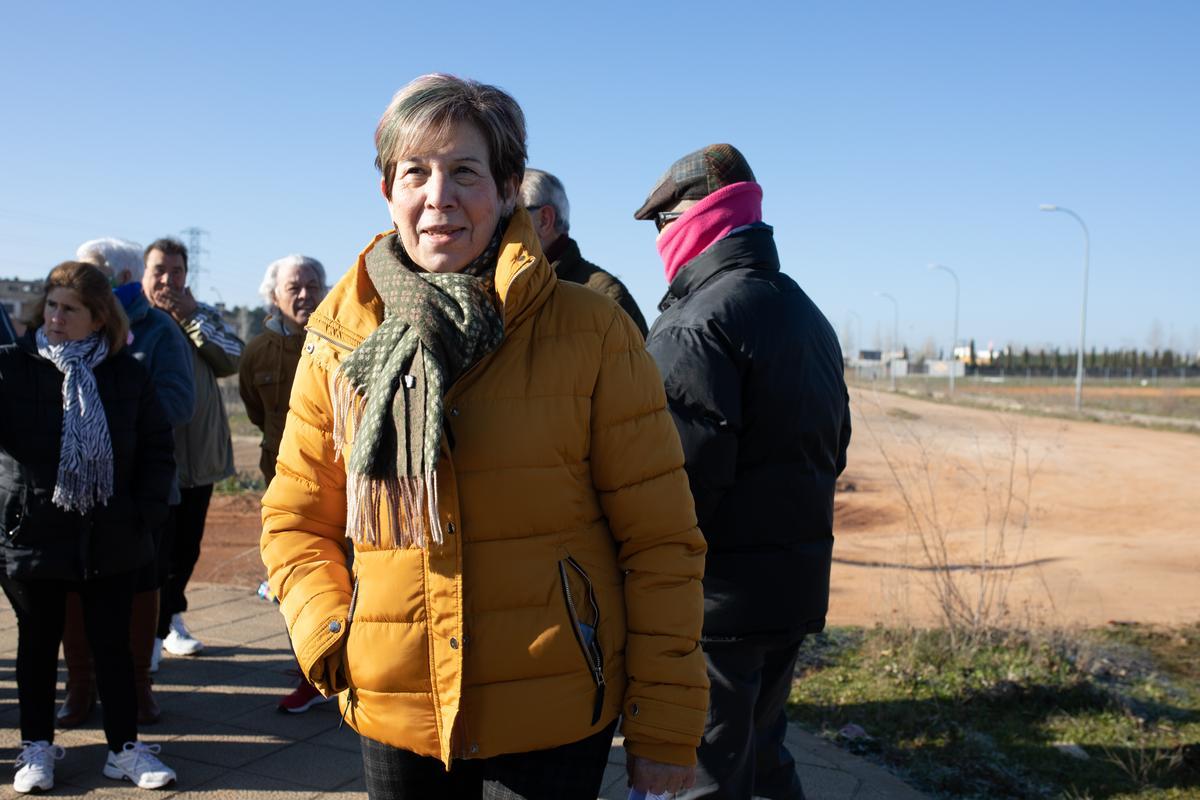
[180,227,209,288]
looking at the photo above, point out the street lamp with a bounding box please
[210,286,225,308]
[928,263,960,395]
[846,310,862,356]
[1040,204,1090,411]
[875,291,899,391]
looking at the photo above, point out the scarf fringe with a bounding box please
[332,366,444,548]
[344,470,444,548]
[51,457,112,514]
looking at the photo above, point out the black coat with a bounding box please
[0,334,175,581]
[646,225,851,639]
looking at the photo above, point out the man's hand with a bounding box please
[149,285,198,322]
[627,754,695,795]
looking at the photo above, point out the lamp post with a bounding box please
[928,263,960,395]
[1040,204,1090,411]
[846,310,862,356]
[875,292,899,391]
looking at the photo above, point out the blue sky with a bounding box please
[2,1,1197,354]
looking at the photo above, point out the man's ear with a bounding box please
[380,175,390,201]
[533,205,558,239]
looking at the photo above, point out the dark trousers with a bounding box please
[679,635,807,800]
[156,483,213,638]
[360,719,618,799]
[0,571,138,752]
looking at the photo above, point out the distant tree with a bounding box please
[1162,349,1176,369]
[1004,346,1014,371]
[1021,348,1031,370]
[968,338,977,368]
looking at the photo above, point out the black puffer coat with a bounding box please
[646,224,851,639]
[0,334,175,580]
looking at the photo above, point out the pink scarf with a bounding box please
[657,181,763,283]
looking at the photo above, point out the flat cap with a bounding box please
[634,143,756,220]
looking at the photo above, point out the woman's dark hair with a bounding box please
[28,261,129,354]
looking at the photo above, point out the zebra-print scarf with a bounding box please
[35,329,113,514]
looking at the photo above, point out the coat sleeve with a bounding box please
[259,338,352,696]
[238,339,266,433]
[133,364,177,529]
[150,320,196,428]
[646,323,743,536]
[180,302,244,378]
[589,307,709,767]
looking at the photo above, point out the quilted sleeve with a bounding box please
[260,335,353,696]
[588,306,709,767]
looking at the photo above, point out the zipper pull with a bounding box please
[338,688,356,730]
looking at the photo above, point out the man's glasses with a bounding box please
[655,211,683,232]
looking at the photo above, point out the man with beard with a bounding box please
[239,254,329,713]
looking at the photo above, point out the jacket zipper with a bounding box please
[305,327,355,352]
[558,556,606,724]
[338,576,360,730]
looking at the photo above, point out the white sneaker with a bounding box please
[162,614,203,656]
[13,740,65,793]
[150,638,163,673]
[103,741,176,789]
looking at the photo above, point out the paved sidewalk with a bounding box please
[0,584,928,799]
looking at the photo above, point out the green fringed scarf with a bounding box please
[331,227,505,547]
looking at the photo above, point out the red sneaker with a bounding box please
[276,680,332,714]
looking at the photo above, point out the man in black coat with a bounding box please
[638,144,851,800]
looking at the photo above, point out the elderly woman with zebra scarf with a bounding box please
[0,261,179,792]
[260,74,709,799]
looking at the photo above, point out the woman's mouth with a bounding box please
[421,225,465,243]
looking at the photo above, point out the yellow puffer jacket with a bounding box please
[260,211,708,768]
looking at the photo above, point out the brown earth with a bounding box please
[197,395,1200,629]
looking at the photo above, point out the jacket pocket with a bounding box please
[558,555,606,725]
[2,486,25,543]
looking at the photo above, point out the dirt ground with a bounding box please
[197,393,1200,629]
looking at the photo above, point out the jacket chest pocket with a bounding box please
[558,555,605,724]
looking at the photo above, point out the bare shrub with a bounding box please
[858,393,1043,644]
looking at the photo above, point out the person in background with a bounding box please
[519,168,648,337]
[238,254,329,713]
[142,238,243,660]
[0,262,178,791]
[260,74,708,799]
[52,238,196,728]
[636,144,852,800]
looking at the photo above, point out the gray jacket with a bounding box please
[174,301,243,487]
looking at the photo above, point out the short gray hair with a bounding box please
[259,254,327,310]
[519,169,570,234]
[375,74,527,206]
[75,237,144,279]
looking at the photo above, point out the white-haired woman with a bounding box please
[260,74,709,798]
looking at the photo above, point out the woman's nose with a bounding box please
[424,170,457,209]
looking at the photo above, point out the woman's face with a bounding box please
[383,121,511,274]
[43,287,102,345]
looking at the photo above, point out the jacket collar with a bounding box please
[307,208,555,347]
[120,287,151,325]
[658,223,779,311]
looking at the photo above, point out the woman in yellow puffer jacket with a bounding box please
[259,74,708,799]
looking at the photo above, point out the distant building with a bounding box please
[0,277,44,323]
